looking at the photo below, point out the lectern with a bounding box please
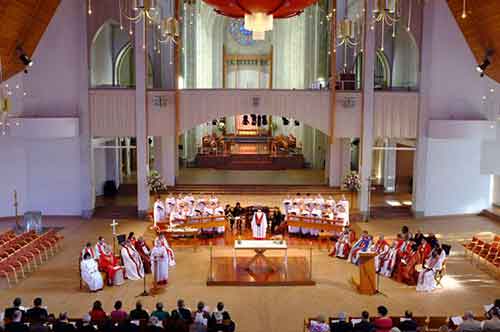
[355,252,377,295]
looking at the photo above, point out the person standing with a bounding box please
[120,241,145,281]
[150,240,170,285]
[251,209,268,240]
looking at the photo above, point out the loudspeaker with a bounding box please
[262,115,268,126]
[117,234,127,245]
[243,115,249,125]
[282,117,289,126]
[257,115,262,127]
[251,114,257,126]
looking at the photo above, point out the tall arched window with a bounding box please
[354,50,391,89]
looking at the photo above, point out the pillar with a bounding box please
[412,0,434,217]
[493,175,500,207]
[159,135,176,186]
[125,138,132,177]
[135,22,150,218]
[329,138,342,187]
[358,0,376,219]
[340,138,352,186]
[383,141,396,193]
[80,0,94,219]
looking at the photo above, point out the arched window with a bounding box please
[354,50,391,89]
[114,43,154,88]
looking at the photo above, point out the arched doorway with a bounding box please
[171,115,330,185]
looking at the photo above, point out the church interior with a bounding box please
[1,0,500,332]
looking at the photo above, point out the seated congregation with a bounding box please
[329,226,449,292]
[80,233,175,291]
[307,300,500,332]
[1,297,235,332]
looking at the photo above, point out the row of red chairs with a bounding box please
[0,231,39,256]
[462,234,500,271]
[0,229,17,246]
[0,229,63,287]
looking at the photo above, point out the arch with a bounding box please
[392,24,419,88]
[114,42,155,87]
[90,20,131,87]
[354,51,391,89]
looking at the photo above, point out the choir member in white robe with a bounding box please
[214,206,226,234]
[251,210,268,239]
[325,196,336,208]
[165,194,176,207]
[310,207,322,237]
[150,240,169,285]
[282,196,292,215]
[315,194,325,208]
[80,253,103,292]
[153,197,166,226]
[287,206,300,234]
[416,248,446,292]
[120,241,145,280]
[81,242,96,259]
[300,209,311,236]
[209,194,219,206]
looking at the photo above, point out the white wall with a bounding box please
[0,137,82,217]
[424,138,491,216]
[94,149,107,196]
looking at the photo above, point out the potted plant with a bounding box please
[147,170,166,194]
[342,171,361,192]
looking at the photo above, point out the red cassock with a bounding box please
[135,241,151,274]
[98,253,122,285]
[393,242,418,285]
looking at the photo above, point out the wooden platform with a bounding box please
[207,256,316,286]
[195,154,305,170]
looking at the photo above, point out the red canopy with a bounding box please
[202,0,319,19]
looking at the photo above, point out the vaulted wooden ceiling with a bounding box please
[447,0,500,83]
[0,0,60,81]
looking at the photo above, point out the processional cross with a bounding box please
[110,219,119,255]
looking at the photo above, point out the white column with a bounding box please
[113,138,121,189]
[135,22,150,217]
[383,141,396,193]
[340,138,352,186]
[412,0,435,217]
[493,175,500,207]
[153,137,162,172]
[125,138,132,176]
[160,135,176,186]
[358,0,376,219]
[80,0,94,219]
[328,138,342,187]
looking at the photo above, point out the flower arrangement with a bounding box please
[147,170,166,193]
[343,171,361,192]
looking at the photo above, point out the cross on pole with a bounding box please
[110,219,119,256]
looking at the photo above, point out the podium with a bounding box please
[354,252,377,295]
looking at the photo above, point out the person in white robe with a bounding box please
[372,235,390,272]
[287,205,300,235]
[325,196,336,208]
[282,195,292,215]
[251,210,268,239]
[80,253,103,292]
[81,242,96,259]
[331,227,352,258]
[214,205,226,234]
[416,248,446,292]
[153,197,166,227]
[155,234,176,267]
[310,206,322,237]
[300,208,311,236]
[120,241,145,280]
[209,194,219,206]
[94,237,107,259]
[150,240,169,285]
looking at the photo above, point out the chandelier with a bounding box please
[336,18,361,70]
[202,0,318,41]
[372,0,400,51]
[87,0,180,49]
[0,58,20,136]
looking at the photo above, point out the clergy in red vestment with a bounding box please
[373,235,390,272]
[329,226,352,258]
[393,240,419,285]
[97,243,125,286]
[135,237,152,274]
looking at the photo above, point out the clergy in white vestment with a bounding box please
[416,248,446,292]
[251,209,268,239]
[80,252,103,292]
[153,197,166,226]
[155,234,176,267]
[120,241,145,280]
[81,242,96,259]
[150,240,169,285]
[287,206,300,234]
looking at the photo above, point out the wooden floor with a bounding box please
[1,211,500,332]
[207,256,315,286]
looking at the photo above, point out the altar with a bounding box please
[207,240,315,286]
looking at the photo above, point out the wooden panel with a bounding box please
[0,0,61,80]
[89,89,136,137]
[447,0,500,83]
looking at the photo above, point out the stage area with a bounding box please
[1,213,500,332]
